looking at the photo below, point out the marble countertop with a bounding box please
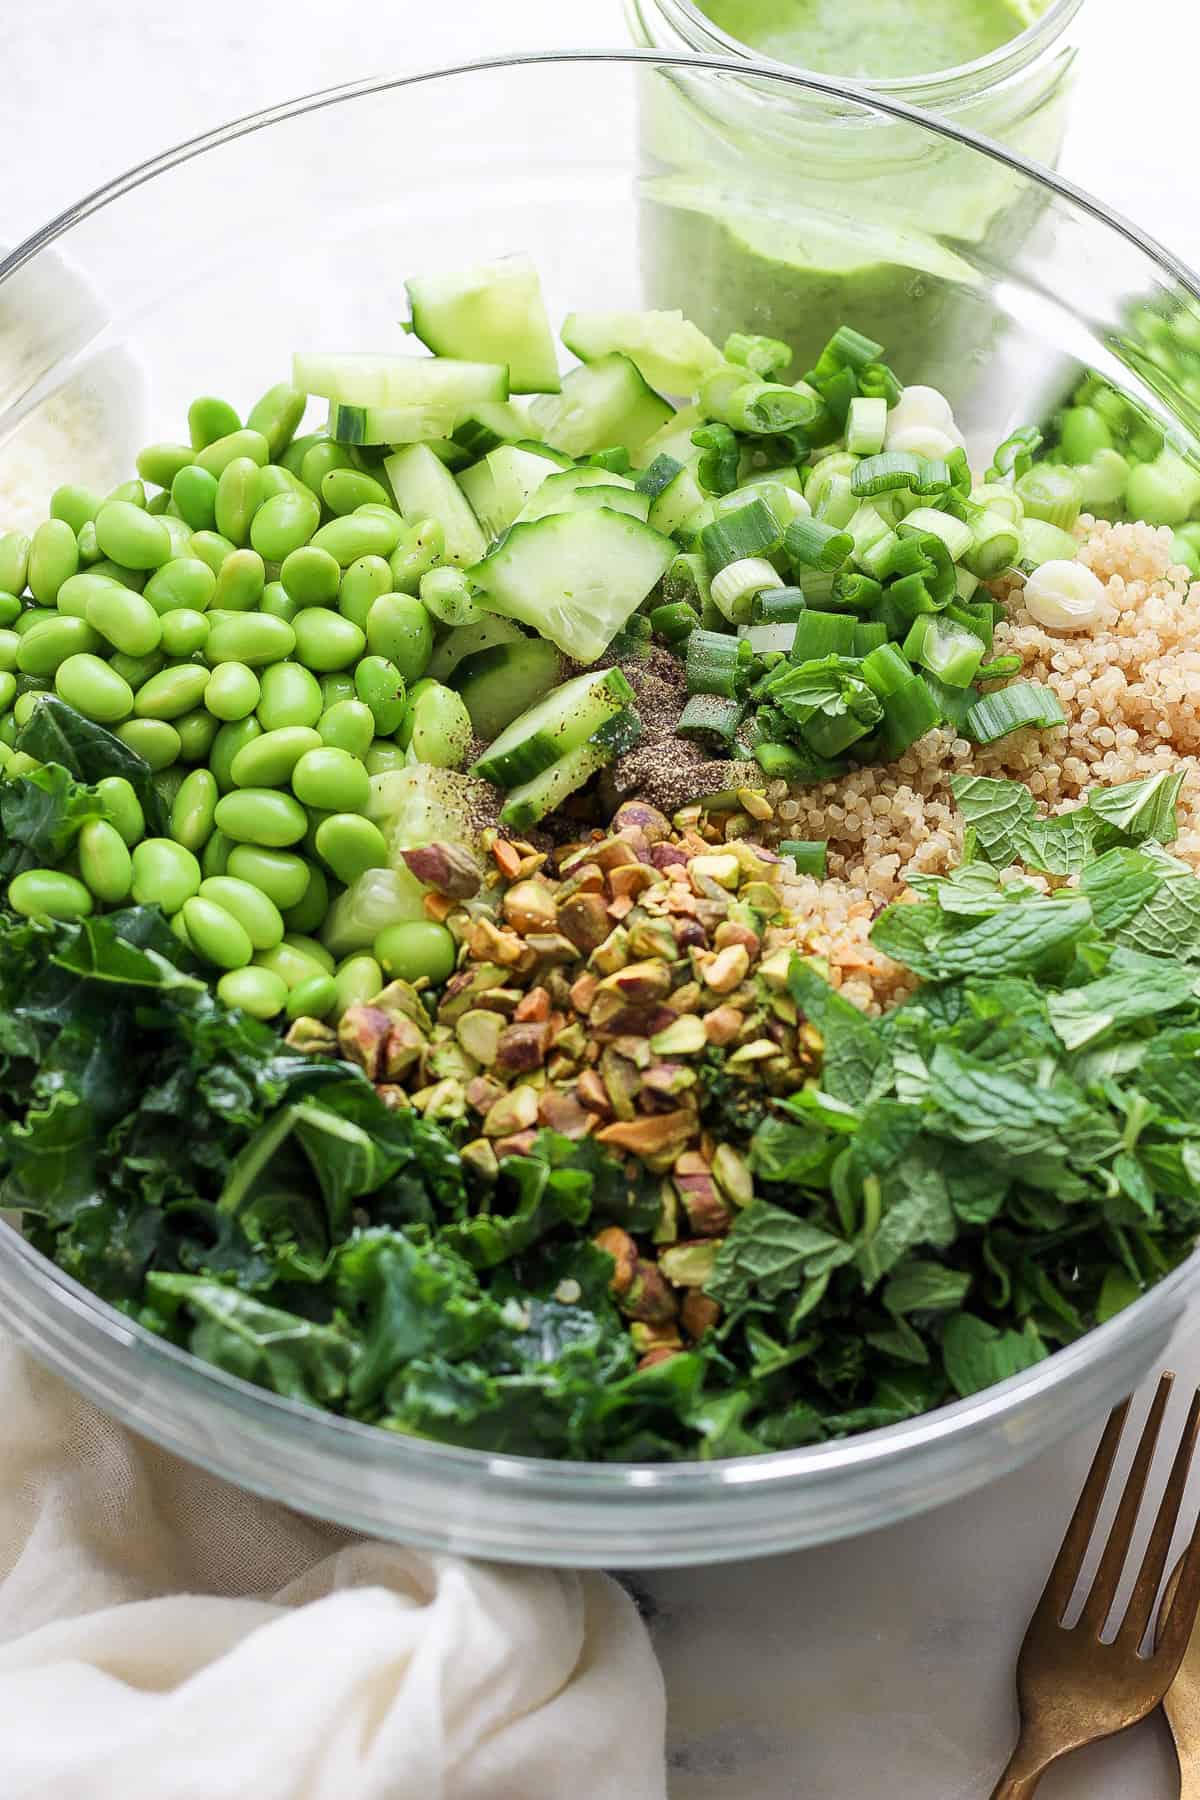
[3,1,1200,1793]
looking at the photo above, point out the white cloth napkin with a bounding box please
[0,1331,667,1799]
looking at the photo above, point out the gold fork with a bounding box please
[990,1372,1200,1798]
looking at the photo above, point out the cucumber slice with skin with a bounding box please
[498,710,643,830]
[456,459,505,542]
[428,615,526,683]
[451,400,531,458]
[384,442,488,568]
[469,508,676,663]
[515,484,651,526]
[632,402,706,470]
[294,353,509,410]
[406,255,561,395]
[483,445,570,532]
[648,460,708,537]
[472,665,636,787]
[455,638,562,740]
[560,309,722,396]
[327,401,460,446]
[529,354,674,459]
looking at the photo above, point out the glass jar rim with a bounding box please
[642,0,1086,103]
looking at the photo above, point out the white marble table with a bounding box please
[4,1,1200,1793]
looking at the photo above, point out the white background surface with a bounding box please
[3,2,1200,1795]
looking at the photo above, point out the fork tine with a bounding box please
[1154,1498,1200,1672]
[1078,1373,1173,1637]
[1035,1395,1131,1623]
[1119,1385,1200,1648]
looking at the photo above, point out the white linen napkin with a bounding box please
[0,1331,668,1799]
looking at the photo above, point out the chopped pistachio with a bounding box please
[649,1014,708,1056]
[659,1239,723,1287]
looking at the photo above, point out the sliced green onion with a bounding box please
[945,600,994,648]
[779,839,828,878]
[858,362,903,407]
[789,610,856,660]
[785,515,854,572]
[814,472,858,529]
[851,451,951,499]
[964,681,1066,744]
[1072,447,1129,509]
[797,569,838,606]
[663,550,713,610]
[969,482,1024,523]
[691,421,740,496]
[650,600,700,645]
[946,446,972,494]
[852,620,888,656]
[636,453,685,499]
[887,573,939,620]
[721,381,824,437]
[677,693,745,744]
[922,671,978,732]
[900,506,973,562]
[961,510,1022,578]
[845,396,887,456]
[710,555,782,622]
[902,614,984,688]
[878,534,935,579]
[975,654,1024,681]
[955,565,980,601]
[700,499,782,576]
[882,674,942,755]
[860,642,912,698]
[724,332,792,378]
[804,451,859,510]
[752,738,840,781]
[739,621,797,656]
[986,425,1043,483]
[1015,464,1083,531]
[809,364,857,426]
[753,585,807,623]
[687,627,755,698]
[847,502,893,560]
[809,325,885,380]
[1015,518,1079,572]
[609,613,652,658]
[830,572,883,612]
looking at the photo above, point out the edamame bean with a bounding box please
[292,607,364,672]
[375,919,457,984]
[231,724,322,788]
[212,547,266,613]
[255,941,327,990]
[314,812,388,885]
[279,545,340,607]
[94,501,170,571]
[189,531,236,578]
[246,382,307,460]
[78,818,133,903]
[407,682,472,769]
[258,464,313,503]
[85,585,161,657]
[170,910,192,950]
[389,517,443,594]
[134,664,211,719]
[110,649,164,689]
[107,479,146,508]
[50,485,101,534]
[206,611,295,667]
[282,861,328,934]
[260,581,300,622]
[0,593,21,627]
[300,440,355,493]
[291,745,370,812]
[0,631,17,673]
[13,606,57,636]
[175,708,221,763]
[181,896,253,970]
[205,661,260,721]
[286,973,337,1021]
[136,442,194,490]
[17,614,101,676]
[318,699,374,757]
[321,469,393,515]
[55,653,133,724]
[214,788,308,847]
[201,829,234,878]
[57,570,120,620]
[354,654,407,735]
[146,492,171,515]
[250,489,320,561]
[226,843,311,909]
[333,954,383,1017]
[160,515,196,559]
[188,396,241,450]
[90,557,146,592]
[159,608,210,657]
[13,689,50,728]
[365,593,432,683]
[278,431,325,477]
[9,868,93,920]
[0,532,30,595]
[0,672,15,713]
[27,519,80,603]
[7,748,41,772]
[153,765,186,810]
[171,464,219,532]
[210,717,262,792]
[338,555,392,631]
[169,769,219,852]
[97,775,144,847]
[257,661,323,731]
[281,934,332,976]
[144,556,216,616]
[115,718,182,770]
[214,456,264,547]
[196,429,269,478]
[319,672,357,709]
[75,522,101,565]
[311,510,404,566]
[217,964,288,1019]
[131,837,202,912]
[198,875,284,950]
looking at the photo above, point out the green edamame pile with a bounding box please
[0,383,469,1016]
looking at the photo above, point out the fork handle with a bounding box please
[989,1744,1052,1799]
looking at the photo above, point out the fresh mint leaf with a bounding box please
[884,1261,973,1315]
[859,1142,957,1285]
[1080,847,1166,933]
[1086,769,1185,843]
[708,1200,854,1307]
[1110,845,1200,960]
[949,774,1035,866]
[873,894,1094,982]
[789,956,892,1103]
[1012,808,1098,877]
[1047,949,1198,1051]
[942,1313,1047,1398]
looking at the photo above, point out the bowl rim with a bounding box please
[3,47,1200,1504]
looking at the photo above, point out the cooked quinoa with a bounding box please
[703,517,1200,1012]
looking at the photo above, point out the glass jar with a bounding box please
[626,0,1087,391]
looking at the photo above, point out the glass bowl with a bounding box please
[2,51,1200,1569]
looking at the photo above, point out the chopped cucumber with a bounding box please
[561,309,722,396]
[384,442,488,568]
[632,402,706,470]
[473,666,637,787]
[455,638,562,740]
[456,459,504,541]
[513,468,646,527]
[499,713,642,830]
[294,353,509,410]
[451,400,531,458]
[483,444,572,532]
[468,508,675,663]
[528,354,674,459]
[406,254,561,395]
[428,615,526,683]
[327,401,459,446]
[647,459,707,537]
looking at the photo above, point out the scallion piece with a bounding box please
[691,421,740,495]
[902,614,984,688]
[975,654,1024,682]
[788,610,857,659]
[752,739,838,781]
[877,533,935,580]
[810,363,857,426]
[852,620,888,656]
[779,839,828,878]
[1014,463,1083,531]
[677,693,745,745]
[700,499,782,576]
[900,506,973,562]
[945,600,994,648]
[851,451,952,499]
[860,642,913,698]
[1017,518,1083,571]
[753,585,807,623]
[831,572,883,612]
[858,361,903,406]
[785,515,854,572]
[967,482,1024,522]
[663,550,713,611]
[710,555,783,622]
[739,621,797,656]
[650,600,700,645]
[882,674,942,755]
[986,425,1043,483]
[722,381,824,437]
[845,395,887,456]
[955,565,980,602]
[724,331,792,378]
[922,670,978,731]
[686,627,755,698]
[946,446,972,493]
[809,324,885,380]
[964,681,1066,744]
[961,510,1022,578]
[887,572,939,620]
[636,453,685,499]
[814,472,858,529]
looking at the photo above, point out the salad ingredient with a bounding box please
[1019,557,1107,631]
[405,254,561,396]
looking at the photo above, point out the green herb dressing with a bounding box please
[698,0,1036,81]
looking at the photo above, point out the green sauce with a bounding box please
[699,0,1035,81]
